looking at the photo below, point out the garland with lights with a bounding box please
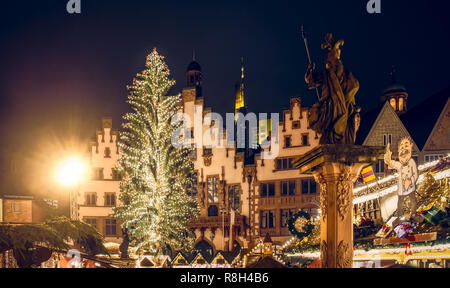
[288,210,315,240]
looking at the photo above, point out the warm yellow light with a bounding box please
[56,157,86,187]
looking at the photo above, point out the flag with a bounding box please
[361,166,376,183]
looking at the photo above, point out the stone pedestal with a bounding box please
[294,145,384,268]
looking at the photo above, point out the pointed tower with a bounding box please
[235,57,245,121]
[381,66,408,115]
[186,51,202,98]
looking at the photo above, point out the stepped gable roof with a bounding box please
[400,87,450,150]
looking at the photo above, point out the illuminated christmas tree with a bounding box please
[114,49,199,255]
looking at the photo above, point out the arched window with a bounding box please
[398,98,404,111]
[390,98,396,110]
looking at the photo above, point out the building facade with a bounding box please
[175,60,320,253]
[77,118,122,243]
[77,59,321,252]
[353,83,450,225]
[0,195,46,224]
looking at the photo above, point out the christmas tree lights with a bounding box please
[114,49,199,255]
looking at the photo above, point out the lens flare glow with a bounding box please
[56,157,85,186]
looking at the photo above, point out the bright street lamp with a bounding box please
[55,157,86,220]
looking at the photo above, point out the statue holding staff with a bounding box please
[304,33,361,144]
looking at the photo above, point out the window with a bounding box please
[260,210,275,229]
[84,218,97,230]
[301,179,316,194]
[12,202,21,213]
[104,147,111,158]
[207,176,219,203]
[208,205,218,217]
[425,154,443,163]
[105,193,116,207]
[399,98,404,111]
[93,168,104,180]
[203,147,212,157]
[383,134,392,146]
[292,121,300,129]
[85,192,97,206]
[302,134,309,146]
[281,181,288,196]
[375,160,385,173]
[390,98,396,110]
[280,209,296,227]
[189,149,197,160]
[284,136,291,148]
[281,181,296,196]
[105,219,117,236]
[277,158,293,170]
[302,180,309,194]
[228,185,240,211]
[111,168,122,180]
[260,182,275,197]
[187,172,198,198]
[310,179,317,194]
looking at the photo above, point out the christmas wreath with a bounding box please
[288,210,315,240]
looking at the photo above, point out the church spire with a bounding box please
[235,57,245,121]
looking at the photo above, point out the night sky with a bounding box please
[1,0,450,155]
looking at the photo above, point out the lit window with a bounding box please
[390,98,396,110]
[228,185,240,211]
[207,176,219,203]
[398,98,404,111]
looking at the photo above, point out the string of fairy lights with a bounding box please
[354,155,450,204]
[276,155,450,256]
